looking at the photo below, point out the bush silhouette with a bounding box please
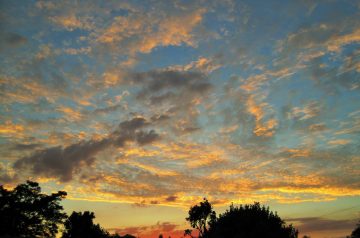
[62,211,136,238]
[186,200,298,238]
[62,211,110,238]
[0,180,67,237]
[348,220,360,238]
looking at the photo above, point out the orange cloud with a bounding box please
[169,56,221,74]
[289,101,321,120]
[97,9,206,55]
[49,15,93,31]
[0,121,25,138]
[109,222,185,238]
[246,95,277,137]
[56,106,84,122]
[283,148,311,158]
[327,27,360,52]
[327,139,351,145]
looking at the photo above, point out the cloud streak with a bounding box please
[14,117,160,182]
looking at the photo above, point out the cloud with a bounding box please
[287,217,357,233]
[245,94,277,137]
[0,164,16,184]
[33,138,360,206]
[132,69,211,95]
[169,56,222,74]
[14,138,110,182]
[279,22,360,55]
[0,121,25,139]
[327,27,360,52]
[335,113,360,135]
[328,139,351,146]
[13,117,160,182]
[0,32,27,50]
[96,8,206,55]
[49,15,93,31]
[308,123,328,132]
[288,101,321,121]
[1,0,360,216]
[63,47,91,55]
[12,143,41,151]
[109,222,183,238]
[165,195,178,202]
[135,130,160,145]
[56,106,84,122]
[128,68,212,134]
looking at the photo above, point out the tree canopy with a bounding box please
[0,180,67,237]
[185,200,298,238]
[62,211,135,238]
[185,198,216,238]
[62,211,110,238]
[348,221,360,238]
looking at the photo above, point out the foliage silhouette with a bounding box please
[119,235,136,238]
[185,198,216,238]
[0,180,67,237]
[185,200,298,238]
[348,220,360,238]
[62,211,110,238]
[62,211,134,238]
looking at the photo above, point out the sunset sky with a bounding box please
[1,0,360,237]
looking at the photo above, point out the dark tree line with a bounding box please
[184,198,297,238]
[1,181,359,238]
[0,181,134,238]
[184,198,360,238]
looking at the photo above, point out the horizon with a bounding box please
[1,0,360,237]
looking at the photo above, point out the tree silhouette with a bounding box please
[120,235,136,238]
[207,202,298,238]
[185,200,298,238]
[349,220,360,238]
[185,198,216,238]
[62,211,110,238]
[0,180,67,237]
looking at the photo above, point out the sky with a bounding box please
[0,0,359,237]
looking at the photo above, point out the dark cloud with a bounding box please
[12,143,41,151]
[92,103,124,115]
[149,92,176,105]
[119,117,148,131]
[0,32,27,50]
[0,165,15,184]
[165,195,177,202]
[150,114,171,122]
[127,69,212,135]
[14,139,110,182]
[132,69,211,95]
[308,123,328,132]
[113,117,159,147]
[14,116,160,182]
[181,126,201,134]
[286,217,357,233]
[132,200,148,208]
[135,130,160,145]
[305,56,360,94]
